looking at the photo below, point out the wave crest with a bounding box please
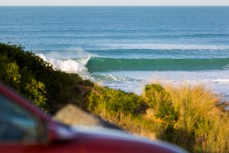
[86,57,229,72]
[36,53,90,77]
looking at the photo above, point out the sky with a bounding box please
[0,0,229,6]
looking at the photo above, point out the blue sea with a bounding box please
[0,7,229,100]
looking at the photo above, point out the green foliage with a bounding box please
[0,46,48,111]
[143,84,179,125]
[88,85,147,117]
[0,43,91,113]
[0,56,21,88]
[143,84,165,107]
[24,79,47,111]
[5,63,21,87]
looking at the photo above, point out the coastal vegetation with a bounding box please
[0,43,228,153]
[0,43,93,113]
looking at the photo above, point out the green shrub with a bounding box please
[24,79,47,111]
[0,56,21,88]
[0,43,92,113]
[142,84,179,125]
[88,85,147,117]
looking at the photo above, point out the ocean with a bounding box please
[0,6,229,100]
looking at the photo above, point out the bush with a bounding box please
[142,84,179,126]
[88,85,147,117]
[0,48,48,111]
[0,56,21,89]
[0,43,92,113]
[24,79,47,111]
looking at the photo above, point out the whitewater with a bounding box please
[0,6,229,100]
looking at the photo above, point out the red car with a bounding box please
[0,83,186,153]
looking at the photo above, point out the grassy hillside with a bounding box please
[0,43,228,152]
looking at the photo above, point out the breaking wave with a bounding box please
[86,57,229,72]
[36,48,96,77]
[37,53,89,73]
[36,52,229,74]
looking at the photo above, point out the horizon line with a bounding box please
[1,5,229,7]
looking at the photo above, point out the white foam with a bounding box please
[92,70,229,100]
[213,79,229,84]
[104,44,229,50]
[36,53,90,78]
[35,48,96,78]
[224,64,229,69]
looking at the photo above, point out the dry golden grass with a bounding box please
[162,84,229,152]
[89,83,229,152]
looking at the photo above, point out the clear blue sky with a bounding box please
[1,0,229,6]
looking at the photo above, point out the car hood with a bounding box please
[71,125,134,140]
[70,125,187,153]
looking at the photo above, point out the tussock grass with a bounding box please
[89,83,229,153]
[144,84,229,153]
